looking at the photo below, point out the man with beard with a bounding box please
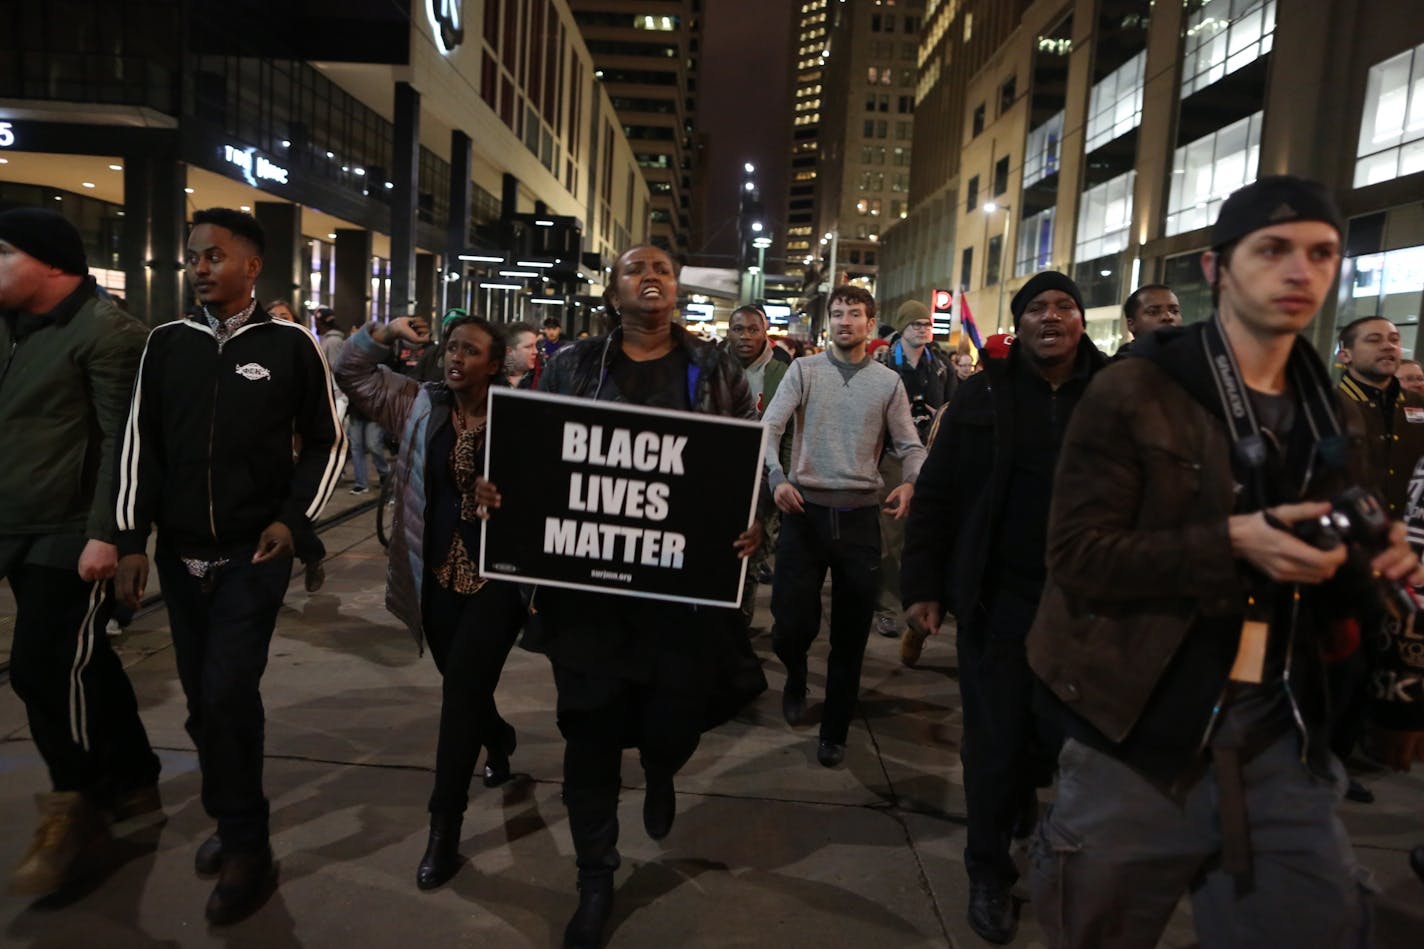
[115,208,344,924]
[901,271,1107,944]
[1330,316,1424,805]
[762,285,925,768]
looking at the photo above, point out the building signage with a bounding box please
[427,0,465,55]
[223,144,289,187]
[0,121,15,148]
[683,302,715,322]
[480,389,764,607]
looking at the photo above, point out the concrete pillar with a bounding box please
[333,228,372,331]
[416,252,437,319]
[254,201,303,312]
[121,140,186,325]
[389,81,421,317]
[447,129,473,308]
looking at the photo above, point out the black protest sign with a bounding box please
[479,388,765,607]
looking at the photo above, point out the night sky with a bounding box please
[697,0,794,270]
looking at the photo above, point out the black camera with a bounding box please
[1290,486,1419,616]
[1290,487,1392,551]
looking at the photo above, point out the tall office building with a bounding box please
[785,0,831,281]
[571,0,700,259]
[880,0,1424,359]
[877,0,1024,319]
[809,0,925,306]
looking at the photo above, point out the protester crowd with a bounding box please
[3,176,1424,949]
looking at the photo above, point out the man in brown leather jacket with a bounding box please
[1026,176,1424,947]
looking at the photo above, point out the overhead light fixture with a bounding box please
[744,181,755,191]
[0,158,7,164]
[483,283,523,291]
[459,254,504,263]
[499,270,539,277]
[240,205,250,211]
[744,162,755,174]
[516,260,555,269]
[327,232,337,239]
[185,187,195,194]
[353,167,365,176]
[108,164,122,171]
[326,151,335,158]
[530,297,565,305]
[82,182,95,189]
[281,139,291,148]
[751,222,764,232]
[534,219,555,226]
[385,181,395,189]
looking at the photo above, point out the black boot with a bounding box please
[205,846,276,925]
[563,872,614,948]
[415,813,462,890]
[563,787,621,948]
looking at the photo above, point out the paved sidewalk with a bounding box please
[1,518,1422,948]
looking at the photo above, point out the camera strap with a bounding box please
[1200,316,1347,512]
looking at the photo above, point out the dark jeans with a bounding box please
[155,545,290,853]
[957,590,1059,886]
[6,562,159,801]
[422,577,525,816]
[1031,733,1371,948]
[770,503,881,744]
[556,672,704,880]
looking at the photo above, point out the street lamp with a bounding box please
[752,235,772,301]
[983,201,1012,331]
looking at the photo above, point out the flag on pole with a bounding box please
[956,288,984,350]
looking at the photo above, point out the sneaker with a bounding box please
[303,560,326,593]
[873,612,900,638]
[349,485,369,496]
[9,791,109,896]
[105,618,125,637]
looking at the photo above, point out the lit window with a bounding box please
[1023,111,1064,186]
[1165,111,1264,236]
[1180,0,1275,98]
[1085,51,1145,153]
[1354,43,1424,188]
[1076,171,1135,262]
[1016,207,1055,277]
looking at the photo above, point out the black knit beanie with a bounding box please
[0,207,88,276]
[1010,271,1084,328]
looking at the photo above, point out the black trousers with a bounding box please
[556,672,705,880]
[422,577,525,816]
[957,589,1059,886]
[770,503,881,744]
[6,562,159,802]
[155,545,290,853]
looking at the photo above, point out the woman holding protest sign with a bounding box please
[333,313,526,892]
[473,244,763,949]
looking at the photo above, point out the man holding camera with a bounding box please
[1026,176,1424,946]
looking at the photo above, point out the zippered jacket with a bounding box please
[1027,322,1422,786]
[0,277,148,542]
[114,309,345,558]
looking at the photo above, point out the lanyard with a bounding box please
[1200,317,1347,511]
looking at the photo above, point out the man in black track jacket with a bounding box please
[114,208,344,925]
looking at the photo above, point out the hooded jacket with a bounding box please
[1027,322,1421,785]
[115,309,345,558]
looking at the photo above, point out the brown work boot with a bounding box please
[9,791,109,897]
[900,626,929,667]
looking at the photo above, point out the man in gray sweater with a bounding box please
[762,285,926,767]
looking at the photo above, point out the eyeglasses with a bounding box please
[1024,299,1080,316]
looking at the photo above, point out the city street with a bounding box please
[2,508,1423,948]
